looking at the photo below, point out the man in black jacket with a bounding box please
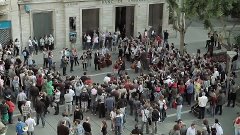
[151,107,160,134]
[35,98,45,127]
[83,117,92,135]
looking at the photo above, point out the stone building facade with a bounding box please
[0,0,169,49]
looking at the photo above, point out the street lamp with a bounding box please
[226,51,237,96]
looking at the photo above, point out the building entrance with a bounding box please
[149,4,163,35]
[33,11,53,40]
[82,8,99,36]
[115,6,134,38]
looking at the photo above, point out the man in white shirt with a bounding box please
[198,92,208,119]
[25,114,36,135]
[186,123,196,135]
[141,106,150,134]
[64,90,73,116]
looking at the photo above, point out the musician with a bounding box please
[80,52,88,71]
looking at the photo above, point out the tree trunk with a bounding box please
[179,31,185,55]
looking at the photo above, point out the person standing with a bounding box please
[33,37,38,55]
[115,110,123,135]
[211,119,223,135]
[0,100,9,125]
[186,123,196,135]
[133,97,141,122]
[43,48,49,68]
[70,54,74,72]
[14,38,20,56]
[80,88,90,112]
[73,106,83,122]
[186,80,194,106]
[25,114,36,135]
[151,107,160,134]
[163,30,169,43]
[16,90,27,115]
[101,120,107,135]
[62,56,68,76]
[176,93,183,121]
[227,81,239,108]
[39,37,45,51]
[16,118,26,135]
[28,37,34,54]
[215,91,225,115]
[82,117,92,135]
[22,47,29,65]
[198,92,208,119]
[86,34,92,50]
[105,94,115,119]
[6,98,15,124]
[94,53,100,71]
[74,80,84,105]
[141,106,150,134]
[72,48,79,66]
[53,89,61,115]
[57,120,70,135]
[233,114,240,135]
[35,99,45,127]
[64,90,73,116]
[80,52,88,71]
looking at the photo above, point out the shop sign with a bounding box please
[102,0,148,4]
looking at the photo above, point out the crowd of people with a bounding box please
[0,28,239,135]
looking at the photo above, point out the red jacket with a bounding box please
[6,101,15,113]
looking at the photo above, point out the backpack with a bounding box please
[16,122,24,134]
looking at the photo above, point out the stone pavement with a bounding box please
[5,25,240,135]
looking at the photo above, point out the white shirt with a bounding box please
[141,109,149,122]
[87,36,91,43]
[212,123,223,135]
[186,127,196,135]
[137,61,141,68]
[103,76,111,84]
[25,118,36,131]
[28,39,32,46]
[198,95,208,107]
[15,41,20,48]
[69,89,75,97]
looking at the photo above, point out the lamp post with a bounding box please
[226,51,237,96]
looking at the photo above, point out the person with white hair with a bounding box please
[198,92,208,119]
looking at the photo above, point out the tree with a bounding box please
[167,0,190,54]
[188,0,240,50]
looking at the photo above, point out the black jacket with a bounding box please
[35,100,45,114]
[83,122,91,133]
[152,109,160,122]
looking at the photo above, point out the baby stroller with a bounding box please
[190,103,200,117]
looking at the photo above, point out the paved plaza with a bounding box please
[5,25,240,135]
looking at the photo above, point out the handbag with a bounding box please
[144,110,151,125]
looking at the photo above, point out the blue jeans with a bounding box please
[115,125,122,135]
[235,128,240,135]
[176,105,182,120]
[36,113,45,127]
